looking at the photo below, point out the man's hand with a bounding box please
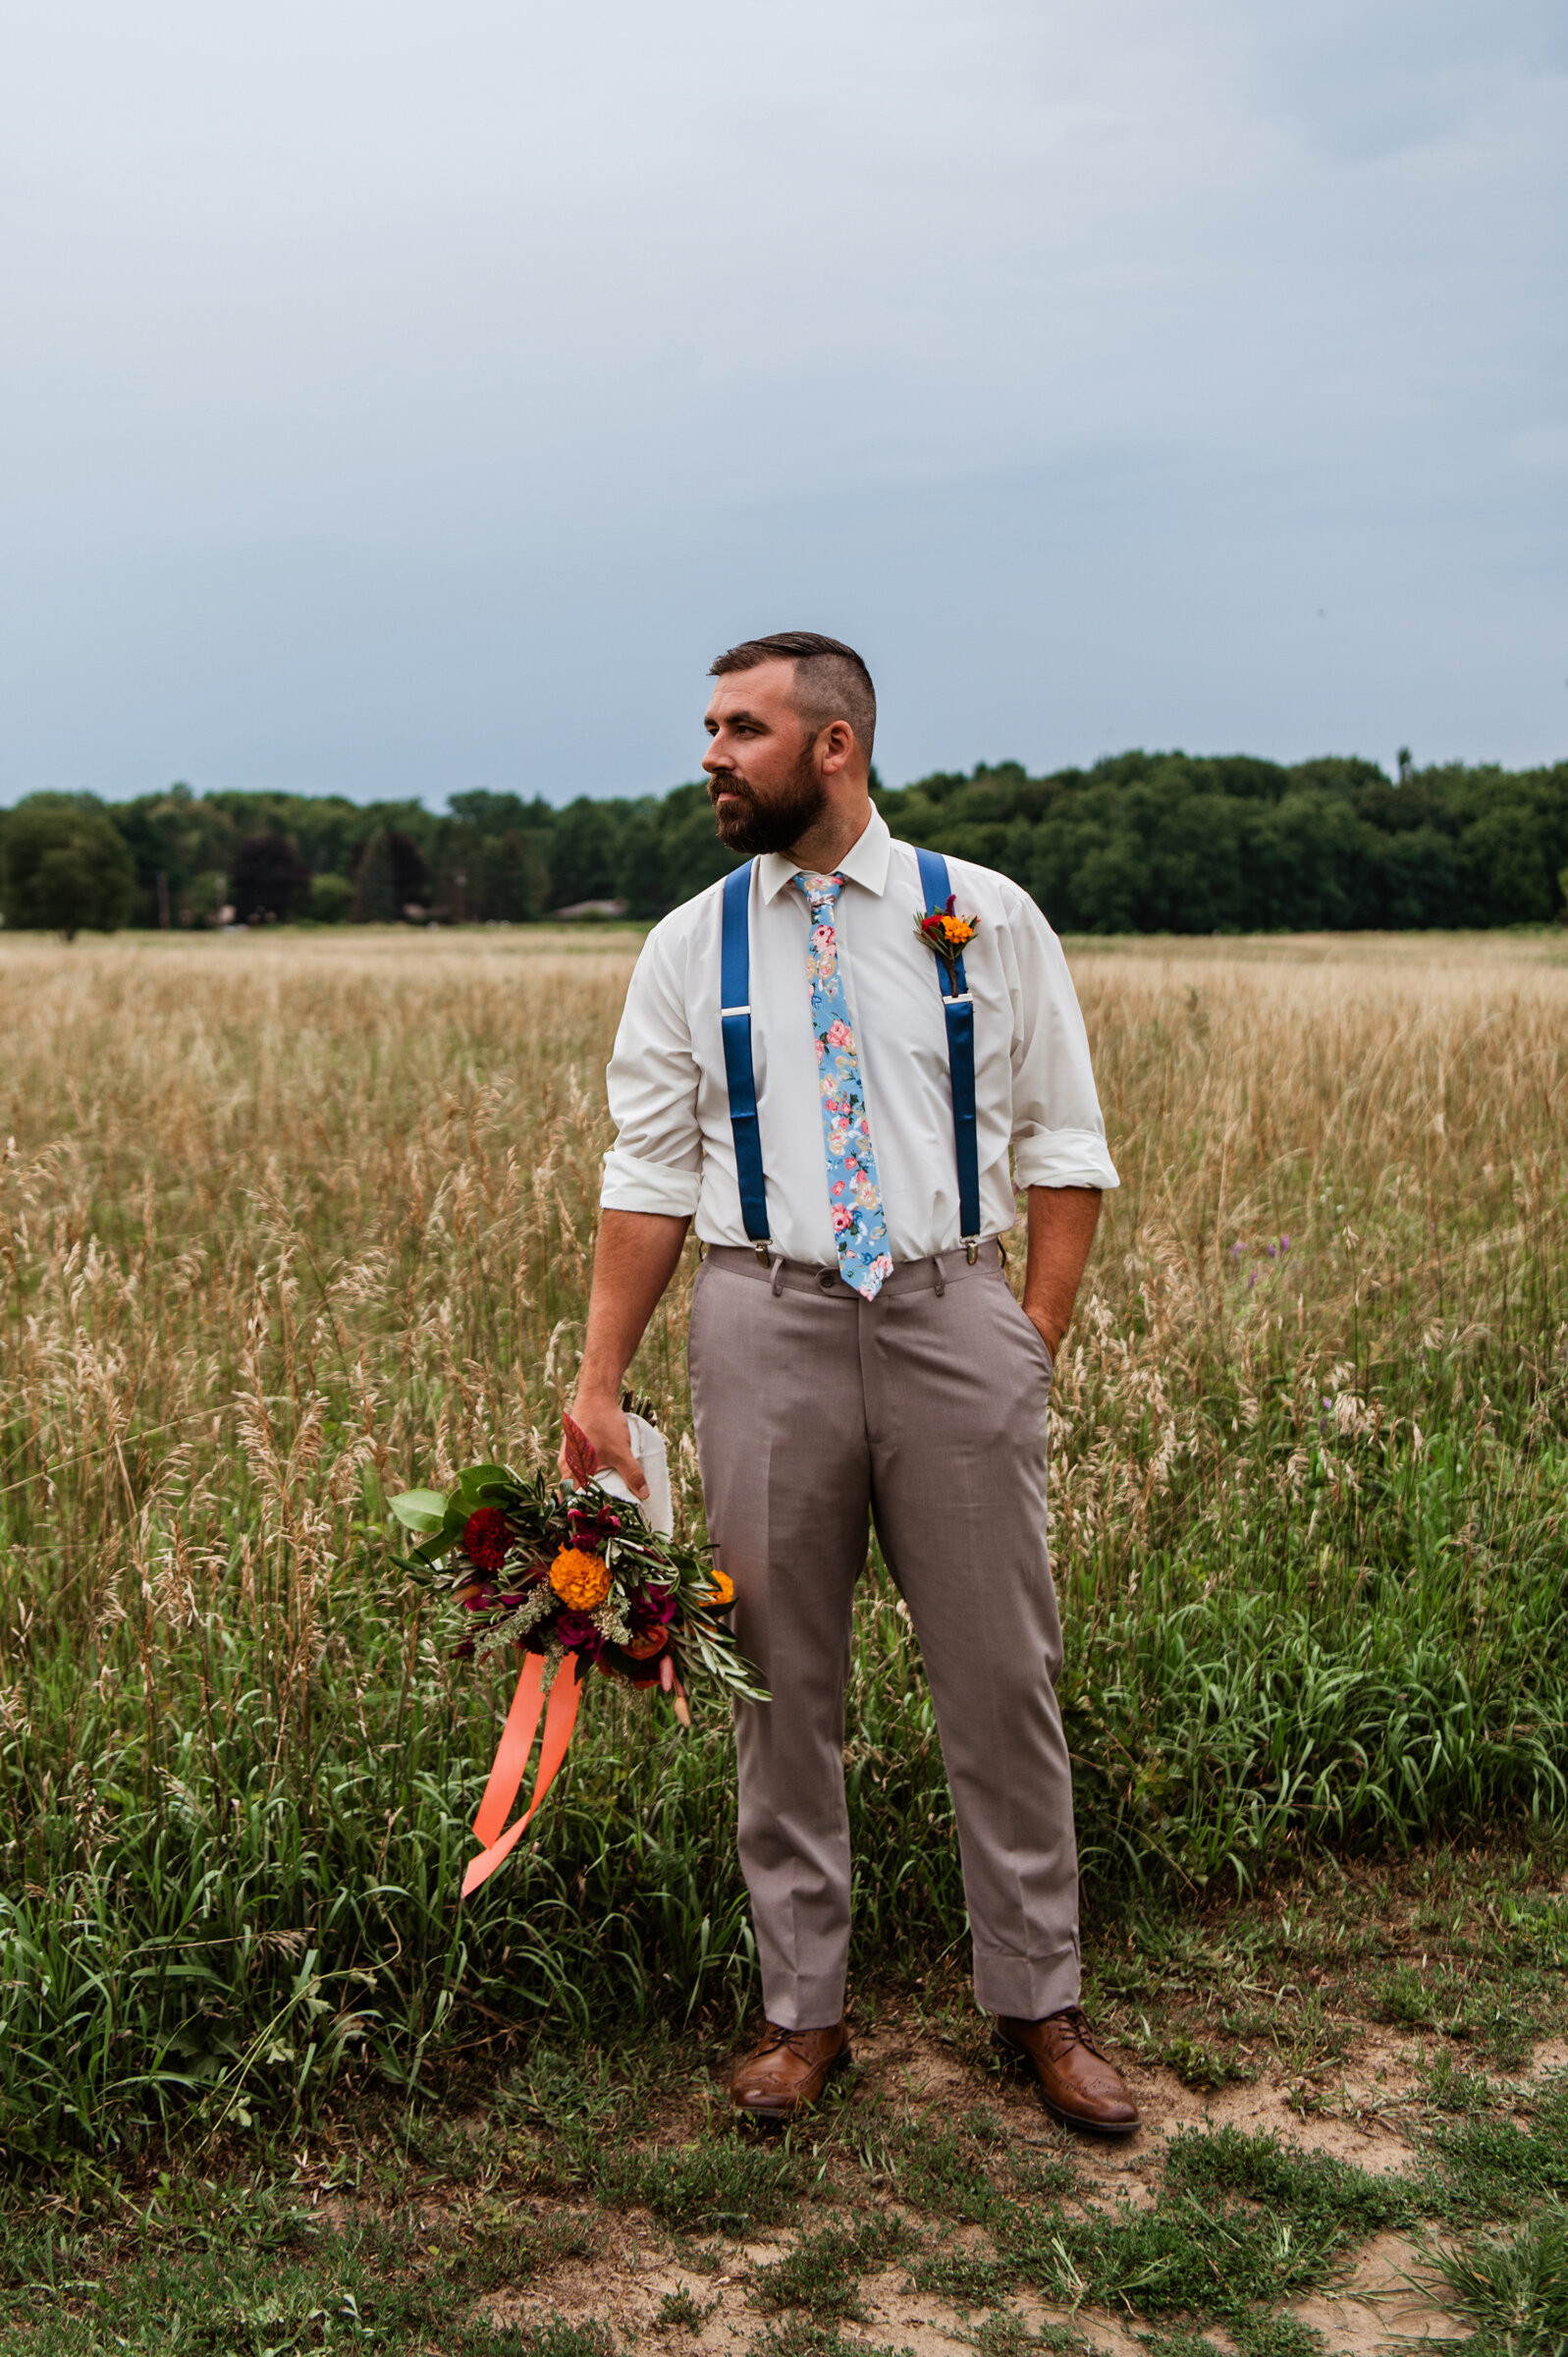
[563,1393,646,1497]
[1021,1185,1102,1364]
[561,1210,690,1500]
[1024,1309,1061,1361]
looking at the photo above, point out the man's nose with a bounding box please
[702,740,729,775]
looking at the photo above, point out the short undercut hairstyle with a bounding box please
[709,630,876,758]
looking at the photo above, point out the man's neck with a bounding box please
[785,792,874,878]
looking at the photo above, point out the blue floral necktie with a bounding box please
[794,873,894,1301]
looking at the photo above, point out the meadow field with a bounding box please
[0,924,1565,2355]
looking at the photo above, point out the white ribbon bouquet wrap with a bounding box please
[596,1410,674,1538]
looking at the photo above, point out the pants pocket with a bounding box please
[996,1276,1054,1379]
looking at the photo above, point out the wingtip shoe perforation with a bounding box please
[729,2019,850,2123]
[995,2007,1140,2136]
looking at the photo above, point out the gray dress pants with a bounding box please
[687,1239,1081,2030]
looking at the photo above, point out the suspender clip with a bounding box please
[965,1237,980,1264]
[753,1240,775,1267]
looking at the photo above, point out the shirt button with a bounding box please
[817,1269,838,1290]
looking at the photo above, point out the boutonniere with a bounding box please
[915,895,979,984]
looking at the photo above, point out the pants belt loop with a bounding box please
[932,1251,946,1298]
[771,1255,787,1298]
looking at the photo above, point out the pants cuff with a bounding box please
[758,1972,848,2032]
[972,1944,1081,2021]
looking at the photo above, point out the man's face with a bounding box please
[702,660,827,856]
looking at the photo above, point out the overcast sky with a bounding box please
[2,0,1564,805]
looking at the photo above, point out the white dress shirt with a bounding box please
[600,808,1118,1264]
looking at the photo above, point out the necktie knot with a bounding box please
[797,871,843,912]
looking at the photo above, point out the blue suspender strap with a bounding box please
[720,862,772,1254]
[915,846,982,1246]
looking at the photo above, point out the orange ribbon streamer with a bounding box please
[461,1652,582,1899]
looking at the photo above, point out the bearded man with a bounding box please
[566,630,1138,2135]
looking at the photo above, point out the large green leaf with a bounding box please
[449,1464,519,1512]
[389,1488,449,1535]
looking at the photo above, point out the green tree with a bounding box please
[1,795,135,938]
[349,828,429,921]
[109,783,240,925]
[230,833,310,922]
[307,873,352,923]
[431,822,485,923]
[350,829,399,923]
[548,798,620,906]
[484,830,550,921]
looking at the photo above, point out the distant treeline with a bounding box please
[1,751,1565,936]
[888,751,1568,933]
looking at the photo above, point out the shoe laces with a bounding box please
[1043,2006,1108,2060]
[754,2022,812,2058]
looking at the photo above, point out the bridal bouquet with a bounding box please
[391,1414,764,1896]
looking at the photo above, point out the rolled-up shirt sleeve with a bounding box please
[600,920,705,1217]
[1002,886,1120,1192]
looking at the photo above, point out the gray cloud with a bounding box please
[2,0,1563,801]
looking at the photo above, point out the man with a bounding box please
[566,630,1138,2135]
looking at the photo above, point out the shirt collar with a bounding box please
[758,806,892,904]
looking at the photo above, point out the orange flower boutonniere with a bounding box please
[915,894,979,984]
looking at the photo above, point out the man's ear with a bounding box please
[818,719,856,776]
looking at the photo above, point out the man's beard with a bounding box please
[709,745,827,857]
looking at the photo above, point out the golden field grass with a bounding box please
[3,919,1563,1485]
[1,922,1562,1601]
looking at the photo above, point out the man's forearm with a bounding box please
[567,1209,690,1493]
[577,1209,690,1399]
[1021,1185,1102,1360]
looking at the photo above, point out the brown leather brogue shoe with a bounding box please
[730,2019,850,2123]
[996,2007,1140,2136]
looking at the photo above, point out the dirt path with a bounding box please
[439,2003,1564,2353]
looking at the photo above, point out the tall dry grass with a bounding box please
[0,926,1564,2157]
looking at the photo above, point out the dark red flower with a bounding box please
[554,1611,608,1664]
[628,1583,677,1635]
[568,1502,622,1550]
[462,1507,511,1574]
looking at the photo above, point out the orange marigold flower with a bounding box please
[941,914,975,946]
[703,1568,735,1605]
[549,1546,611,1611]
